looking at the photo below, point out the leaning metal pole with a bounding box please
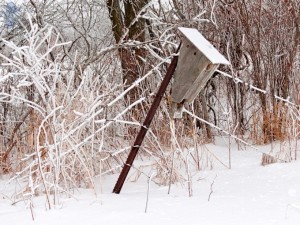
[113,46,180,194]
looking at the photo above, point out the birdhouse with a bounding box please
[171,27,230,118]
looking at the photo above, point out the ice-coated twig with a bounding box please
[145,173,155,213]
[100,146,132,162]
[285,203,300,218]
[208,174,217,202]
[168,151,176,195]
[216,69,297,107]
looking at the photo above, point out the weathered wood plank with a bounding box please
[171,38,211,103]
[178,27,230,65]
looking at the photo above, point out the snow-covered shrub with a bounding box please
[0,17,131,206]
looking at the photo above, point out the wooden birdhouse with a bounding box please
[171,27,230,118]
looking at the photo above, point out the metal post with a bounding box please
[113,48,180,194]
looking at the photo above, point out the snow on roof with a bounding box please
[178,27,230,65]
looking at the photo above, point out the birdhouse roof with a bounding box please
[178,27,230,65]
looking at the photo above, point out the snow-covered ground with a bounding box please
[1,139,300,225]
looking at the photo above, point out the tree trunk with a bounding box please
[107,0,148,105]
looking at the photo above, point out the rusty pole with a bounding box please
[113,48,180,194]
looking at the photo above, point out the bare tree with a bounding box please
[106,0,149,104]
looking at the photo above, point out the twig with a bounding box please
[30,201,35,221]
[216,69,298,108]
[208,174,217,202]
[168,151,176,195]
[186,151,193,197]
[145,173,155,213]
[285,203,300,218]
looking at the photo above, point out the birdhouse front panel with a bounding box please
[171,38,211,104]
[184,63,218,102]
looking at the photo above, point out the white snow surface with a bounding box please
[178,27,230,65]
[1,139,300,225]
